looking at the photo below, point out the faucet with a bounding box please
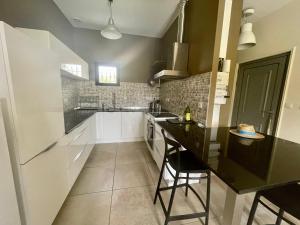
[112,92,116,109]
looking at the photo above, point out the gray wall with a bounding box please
[0,0,162,83]
[73,29,162,83]
[0,0,75,51]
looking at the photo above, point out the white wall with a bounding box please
[237,0,300,143]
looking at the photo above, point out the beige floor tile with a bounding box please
[110,186,161,225]
[189,175,227,219]
[159,187,205,218]
[119,141,148,151]
[94,143,119,152]
[147,161,161,184]
[85,147,116,169]
[110,186,193,225]
[53,191,111,225]
[55,142,295,225]
[142,147,155,162]
[146,161,168,189]
[116,148,147,165]
[114,162,153,189]
[71,167,114,195]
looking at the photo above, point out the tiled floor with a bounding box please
[53,142,297,225]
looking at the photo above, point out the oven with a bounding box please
[147,119,154,150]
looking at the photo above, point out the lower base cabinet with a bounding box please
[21,144,69,225]
[151,123,201,186]
[96,112,144,143]
[20,114,96,225]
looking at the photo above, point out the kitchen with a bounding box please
[1,0,300,225]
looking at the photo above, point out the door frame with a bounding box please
[231,51,291,135]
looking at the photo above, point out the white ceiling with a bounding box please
[243,0,294,21]
[53,0,180,38]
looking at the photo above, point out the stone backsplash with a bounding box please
[61,76,81,112]
[159,72,211,124]
[61,73,211,124]
[79,81,159,108]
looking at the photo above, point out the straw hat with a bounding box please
[230,124,265,139]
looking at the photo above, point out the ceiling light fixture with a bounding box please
[238,8,256,51]
[101,0,122,40]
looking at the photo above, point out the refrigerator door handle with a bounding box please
[21,141,58,165]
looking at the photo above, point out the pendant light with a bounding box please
[101,0,122,40]
[238,8,256,50]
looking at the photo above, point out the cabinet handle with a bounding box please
[22,141,58,165]
[72,127,88,142]
[73,150,83,162]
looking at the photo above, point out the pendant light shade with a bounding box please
[238,8,256,51]
[101,0,122,40]
[238,23,256,50]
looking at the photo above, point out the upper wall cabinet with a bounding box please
[16,28,89,80]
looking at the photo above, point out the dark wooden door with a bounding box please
[232,53,290,135]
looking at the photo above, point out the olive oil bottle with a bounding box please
[184,106,191,121]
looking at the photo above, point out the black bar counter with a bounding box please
[158,121,300,194]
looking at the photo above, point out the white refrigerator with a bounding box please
[0,104,21,225]
[0,21,67,225]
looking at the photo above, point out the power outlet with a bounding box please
[198,102,203,109]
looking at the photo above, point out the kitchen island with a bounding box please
[158,121,300,225]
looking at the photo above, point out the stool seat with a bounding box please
[168,150,208,173]
[154,129,211,225]
[260,183,300,219]
[247,183,300,225]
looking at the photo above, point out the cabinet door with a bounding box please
[102,112,122,140]
[144,114,149,141]
[86,114,96,152]
[121,112,144,138]
[2,23,65,164]
[0,107,21,225]
[21,144,68,225]
[96,112,103,140]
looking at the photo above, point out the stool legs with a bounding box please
[164,171,180,225]
[154,156,167,204]
[205,171,211,225]
[275,209,284,225]
[185,172,189,196]
[247,193,260,225]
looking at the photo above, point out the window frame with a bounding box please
[95,63,120,86]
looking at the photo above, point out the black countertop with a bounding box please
[64,107,149,134]
[64,109,96,134]
[158,122,300,194]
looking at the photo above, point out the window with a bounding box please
[95,64,119,86]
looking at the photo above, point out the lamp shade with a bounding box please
[238,23,256,50]
[101,18,122,40]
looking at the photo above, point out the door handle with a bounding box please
[262,110,274,114]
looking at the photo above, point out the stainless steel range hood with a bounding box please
[154,0,189,80]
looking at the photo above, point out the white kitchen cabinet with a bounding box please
[0,105,21,225]
[144,113,149,142]
[21,144,69,225]
[59,115,96,188]
[102,112,122,141]
[16,28,89,80]
[0,22,65,164]
[96,112,103,140]
[96,112,145,143]
[121,112,144,139]
[87,114,97,151]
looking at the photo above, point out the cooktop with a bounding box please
[150,112,178,118]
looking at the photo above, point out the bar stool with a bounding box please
[154,129,211,225]
[247,183,300,225]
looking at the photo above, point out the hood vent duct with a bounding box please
[154,0,189,80]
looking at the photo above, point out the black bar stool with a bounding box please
[247,183,300,225]
[154,129,211,225]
